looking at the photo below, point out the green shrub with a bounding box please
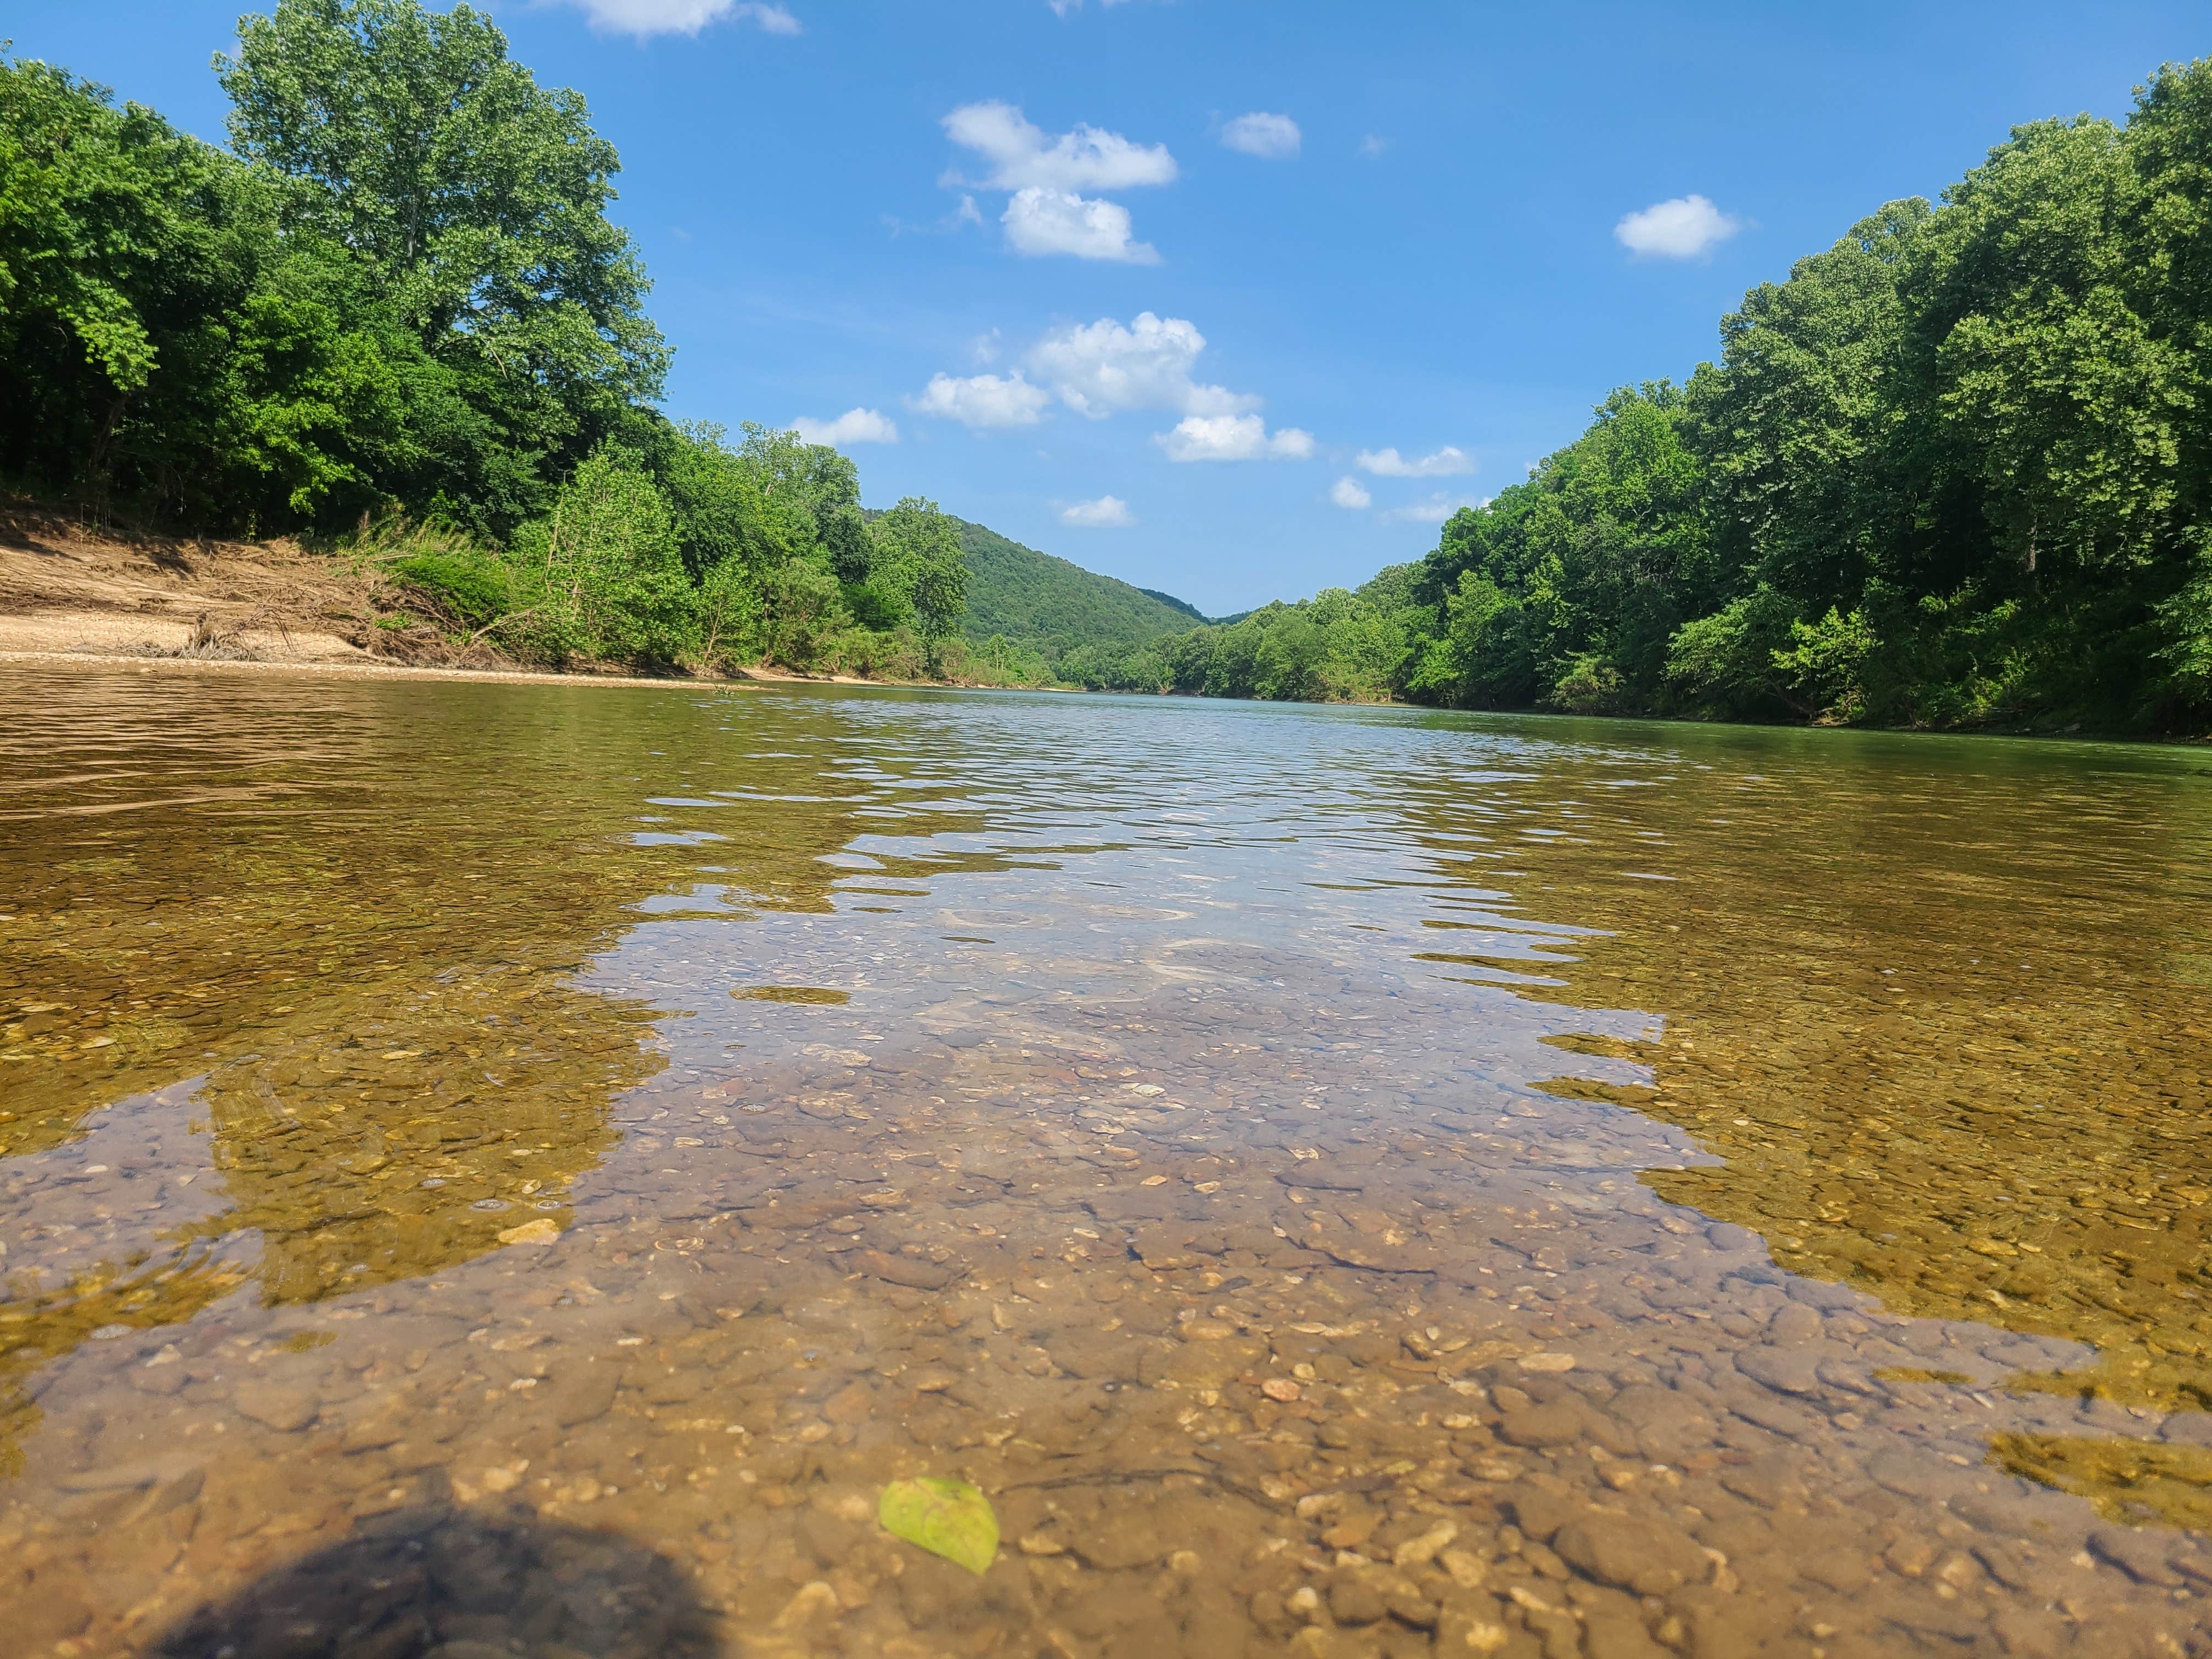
[762,557,848,670]
[390,549,511,629]
[509,445,698,665]
[696,556,761,670]
[832,625,927,681]
[1549,654,1624,714]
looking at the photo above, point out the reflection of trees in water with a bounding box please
[0,682,884,1154]
[183,963,664,1304]
[1400,733,2212,1520]
[0,675,1000,1475]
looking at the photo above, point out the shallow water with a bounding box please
[4,667,2212,1659]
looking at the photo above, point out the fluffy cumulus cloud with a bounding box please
[1002,188,1158,263]
[561,0,799,35]
[1330,476,1372,509]
[789,408,896,446]
[1615,194,1742,259]
[1025,312,1247,419]
[1060,495,1135,528]
[942,101,1177,193]
[1356,444,1471,478]
[1221,112,1300,159]
[944,101,1174,262]
[910,372,1053,430]
[1158,414,1313,463]
[913,312,1310,456]
[1384,493,1486,524]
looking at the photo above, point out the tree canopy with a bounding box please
[0,2,991,684]
[1086,60,2212,733]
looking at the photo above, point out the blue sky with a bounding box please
[14,2,2208,614]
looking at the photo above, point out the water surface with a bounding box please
[4,666,2211,1658]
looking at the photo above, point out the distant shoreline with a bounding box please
[6,646,2194,743]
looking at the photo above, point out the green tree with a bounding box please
[1402,385,1706,711]
[870,496,970,639]
[509,445,697,665]
[1686,202,1930,617]
[762,558,849,670]
[0,54,431,528]
[217,0,667,530]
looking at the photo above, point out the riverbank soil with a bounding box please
[0,502,460,667]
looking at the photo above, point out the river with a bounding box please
[3,664,2210,1658]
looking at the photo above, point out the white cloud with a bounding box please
[1001,187,1159,263]
[1221,112,1300,160]
[790,408,896,446]
[562,0,799,35]
[917,312,1305,447]
[1330,476,1372,510]
[1025,312,1248,419]
[1356,444,1472,478]
[1358,134,1390,159]
[1615,194,1741,259]
[1384,493,1487,524]
[1060,495,1135,528]
[943,101,1177,192]
[1158,414,1313,463]
[911,372,1052,429]
[733,2,800,31]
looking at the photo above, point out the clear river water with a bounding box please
[4,664,2212,1659]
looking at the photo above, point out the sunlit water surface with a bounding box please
[4,666,2212,1659]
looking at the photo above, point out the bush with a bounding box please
[832,625,927,680]
[696,555,760,671]
[390,548,511,630]
[1771,606,1878,722]
[508,445,698,665]
[762,558,848,670]
[1549,654,1624,714]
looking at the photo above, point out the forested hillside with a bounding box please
[1071,61,2212,733]
[953,518,1211,679]
[0,2,983,682]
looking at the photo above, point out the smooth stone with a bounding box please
[1552,1514,1709,1596]
[1734,1348,1821,1397]
[232,1381,319,1432]
[543,1364,621,1427]
[2089,1526,2185,1587]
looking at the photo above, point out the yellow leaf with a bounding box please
[879,1476,998,1575]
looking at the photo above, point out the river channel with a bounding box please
[3,665,2211,1658]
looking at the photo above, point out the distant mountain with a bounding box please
[1136,586,1206,623]
[956,519,1211,657]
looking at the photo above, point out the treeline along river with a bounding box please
[3,665,2211,1656]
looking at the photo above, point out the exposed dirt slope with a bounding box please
[0,503,524,668]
